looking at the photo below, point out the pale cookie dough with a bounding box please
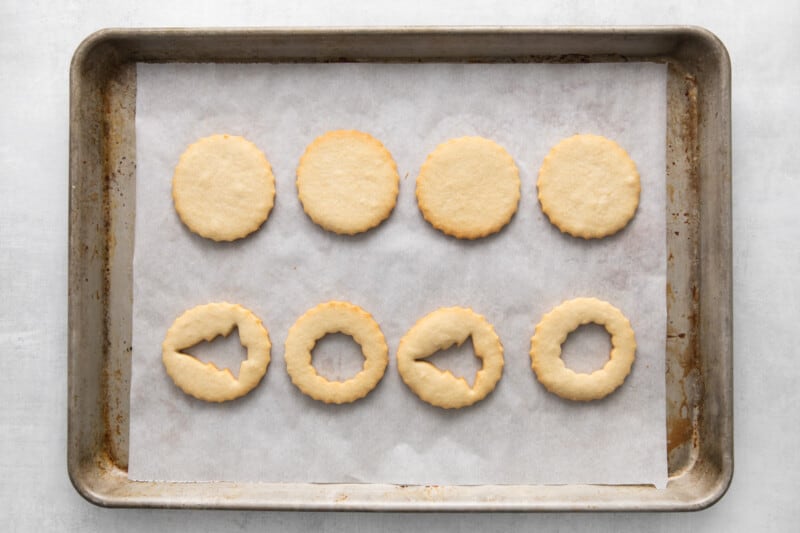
[530,297,636,401]
[162,302,271,402]
[284,301,389,404]
[172,134,276,241]
[537,134,640,239]
[296,130,400,235]
[416,136,521,239]
[397,307,504,409]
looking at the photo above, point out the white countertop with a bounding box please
[2,1,798,530]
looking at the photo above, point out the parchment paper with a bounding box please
[129,62,667,487]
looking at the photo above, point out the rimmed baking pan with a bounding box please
[68,27,731,511]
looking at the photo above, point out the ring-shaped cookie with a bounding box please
[530,297,636,401]
[284,301,389,404]
[537,134,640,239]
[397,307,504,409]
[172,134,276,241]
[296,130,400,235]
[162,302,271,402]
[416,137,521,239]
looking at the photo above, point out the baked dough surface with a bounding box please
[530,297,636,401]
[397,307,504,409]
[296,130,400,235]
[284,301,389,404]
[172,134,275,241]
[537,134,640,239]
[162,302,271,402]
[416,137,521,239]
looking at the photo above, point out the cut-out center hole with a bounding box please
[184,327,247,378]
[311,333,365,381]
[424,337,482,387]
[560,323,612,374]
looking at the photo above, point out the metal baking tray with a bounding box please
[68,27,731,511]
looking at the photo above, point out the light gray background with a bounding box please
[1,0,797,530]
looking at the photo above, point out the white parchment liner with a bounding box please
[129,62,667,487]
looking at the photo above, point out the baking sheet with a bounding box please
[129,62,667,487]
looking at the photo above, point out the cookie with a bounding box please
[162,302,271,402]
[284,301,389,404]
[416,137,521,239]
[396,307,504,409]
[537,134,640,239]
[530,297,636,401]
[296,130,400,235]
[172,134,276,241]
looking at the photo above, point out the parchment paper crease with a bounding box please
[129,62,668,487]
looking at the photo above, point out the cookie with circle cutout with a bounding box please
[530,297,636,401]
[172,134,276,241]
[284,301,389,404]
[397,307,504,409]
[162,302,271,402]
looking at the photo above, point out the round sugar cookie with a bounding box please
[284,301,389,404]
[397,307,504,409]
[162,302,271,402]
[296,130,400,235]
[537,134,640,239]
[416,137,521,239]
[530,297,636,401]
[172,134,276,241]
